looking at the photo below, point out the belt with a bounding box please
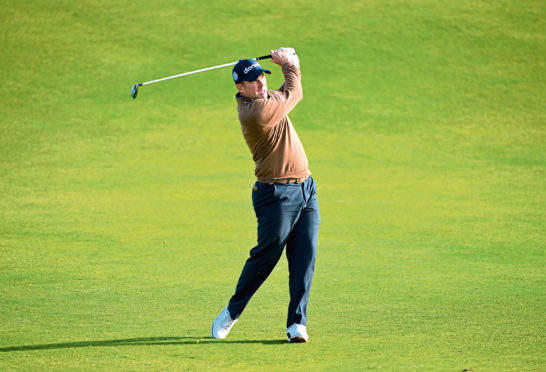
[271,175,309,184]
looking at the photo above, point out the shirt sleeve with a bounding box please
[252,64,302,128]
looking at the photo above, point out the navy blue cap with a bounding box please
[232,59,271,84]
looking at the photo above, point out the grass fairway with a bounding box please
[1,0,544,370]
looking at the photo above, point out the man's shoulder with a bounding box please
[236,90,279,109]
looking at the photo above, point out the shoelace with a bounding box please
[222,314,235,329]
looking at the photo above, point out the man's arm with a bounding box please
[275,48,299,91]
[253,49,303,127]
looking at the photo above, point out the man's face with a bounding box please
[237,73,268,99]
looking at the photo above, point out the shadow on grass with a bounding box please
[0,337,287,352]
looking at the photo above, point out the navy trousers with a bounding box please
[228,176,320,327]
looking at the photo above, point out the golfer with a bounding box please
[211,48,320,343]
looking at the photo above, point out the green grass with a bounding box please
[1,0,544,370]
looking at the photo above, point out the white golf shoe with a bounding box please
[286,323,308,343]
[211,306,238,339]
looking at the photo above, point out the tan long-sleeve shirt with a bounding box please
[236,63,310,183]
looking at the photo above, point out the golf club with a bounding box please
[131,54,273,99]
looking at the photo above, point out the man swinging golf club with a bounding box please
[211,48,320,343]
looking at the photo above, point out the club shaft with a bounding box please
[141,61,236,86]
[140,54,272,86]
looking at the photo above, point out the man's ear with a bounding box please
[236,82,244,93]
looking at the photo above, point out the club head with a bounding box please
[130,84,139,99]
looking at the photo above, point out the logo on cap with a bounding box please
[232,71,238,82]
[244,63,259,74]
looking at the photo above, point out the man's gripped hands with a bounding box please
[270,47,300,67]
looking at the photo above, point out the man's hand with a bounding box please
[270,48,299,67]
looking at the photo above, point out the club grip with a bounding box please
[256,49,296,61]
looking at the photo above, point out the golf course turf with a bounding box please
[1,0,544,370]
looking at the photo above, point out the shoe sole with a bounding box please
[288,336,307,343]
